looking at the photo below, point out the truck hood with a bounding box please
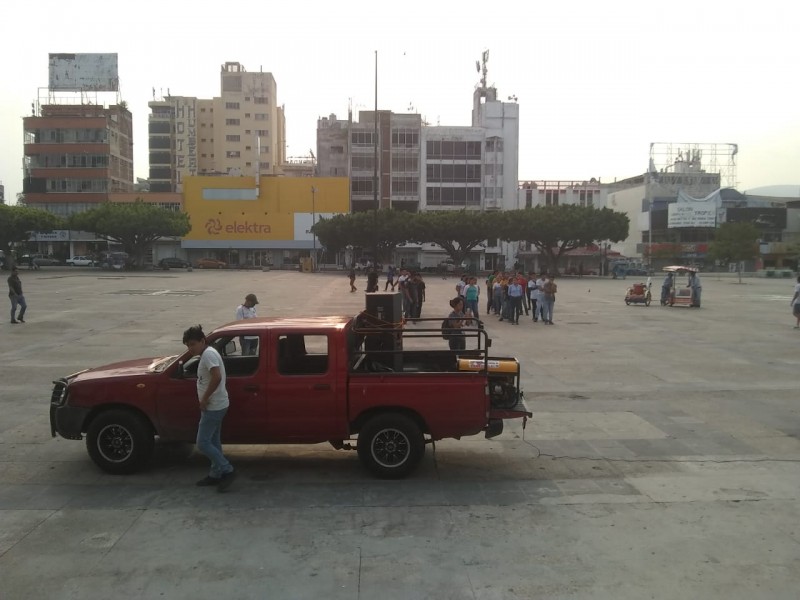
[71,355,178,383]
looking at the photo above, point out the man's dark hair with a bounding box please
[182,325,205,344]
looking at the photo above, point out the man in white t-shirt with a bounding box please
[235,293,259,355]
[791,275,800,329]
[183,325,236,491]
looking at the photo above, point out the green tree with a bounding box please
[0,204,64,264]
[312,210,413,265]
[68,201,191,267]
[708,221,760,283]
[499,205,629,274]
[412,210,501,268]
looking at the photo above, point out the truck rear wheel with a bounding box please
[358,413,425,479]
[86,409,155,474]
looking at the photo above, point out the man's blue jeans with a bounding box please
[10,294,26,321]
[196,407,233,478]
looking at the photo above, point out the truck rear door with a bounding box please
[264,330,347,442]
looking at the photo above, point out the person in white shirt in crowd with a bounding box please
[235,293,259,355]
[528,272,540,322]
[534,273,547,322]
[183,325,236,491]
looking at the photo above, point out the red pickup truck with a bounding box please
[50,315,530,478]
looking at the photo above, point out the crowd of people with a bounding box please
[478,270,558,325]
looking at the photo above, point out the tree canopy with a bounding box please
[499,205,629,273]
[708,221,760,282]
[0,204,64,259]
[313,210,414,264]
[68,201,191,266]
[412,210,502,267]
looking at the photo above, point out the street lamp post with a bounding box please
[311,186,317,271]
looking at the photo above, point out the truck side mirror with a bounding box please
[176,361,185,379]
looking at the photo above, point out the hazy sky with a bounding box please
[2,0,798,204]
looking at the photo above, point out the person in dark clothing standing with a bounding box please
[366,267,379,293]
[8,266,27,324]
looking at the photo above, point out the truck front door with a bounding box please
[156,334,267,443]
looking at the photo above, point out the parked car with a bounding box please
[66,256,96,267]
[21,254,61,267]
[49,315,530,478]
[195,257,227,269]
[158,257,190,270]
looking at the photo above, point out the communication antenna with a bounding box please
[479,49,489,88]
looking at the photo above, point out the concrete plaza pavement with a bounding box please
[2,267,800,599]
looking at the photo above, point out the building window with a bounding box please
[486,139,504,152]
[330,145,344,154]
[225,118,240,126]
[254,97,269,105]
[392,176,418,195]
[254,113,268,121]
[244,113,250,118]
[426,164,481,183]
[392,154,418,172]
[351,132,375,146]
[352,156,375,171]
[226,135,241,142]
[426,186,481,206]
[256,130,268,136]
[245,146,251,150]
[351,177,374,195]
[226,151,241,158]
[426,140,481,159]
[225,102,240,110]
[545,190,559,206]
[579,190,594,207]
[391,130,419,147]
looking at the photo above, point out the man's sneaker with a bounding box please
[217,470,237,492]
[18,318,25,323]
[10,320,18,324]
[196,475,221,487]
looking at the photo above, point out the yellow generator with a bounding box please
[458,356,522,409]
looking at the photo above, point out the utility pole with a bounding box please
[373,50,378,210]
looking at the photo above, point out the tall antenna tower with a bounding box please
[476,50,489,89]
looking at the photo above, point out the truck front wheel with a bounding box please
[86,409,155,474]
[357,413,425,479]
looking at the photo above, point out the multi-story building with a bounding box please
[315,82,519,268]
[22,103,134,216]
[148,62,284,192]
[518,179,607,210]
[0,180,5,204]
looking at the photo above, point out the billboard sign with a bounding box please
[667,204,717,228]
[48,53,119,91]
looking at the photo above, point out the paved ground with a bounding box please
[2,267,799,599]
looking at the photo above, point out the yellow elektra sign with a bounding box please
[182,175,349,241]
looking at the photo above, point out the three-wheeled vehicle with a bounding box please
[661,265,699,307]
[624,280,652,306]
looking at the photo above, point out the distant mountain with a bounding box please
[744,185,800,198]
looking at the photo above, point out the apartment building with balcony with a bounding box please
[148,62,284,192]
[22,103,134,216]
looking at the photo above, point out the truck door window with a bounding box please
[212,335,260,377]
[277,334,329,375]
